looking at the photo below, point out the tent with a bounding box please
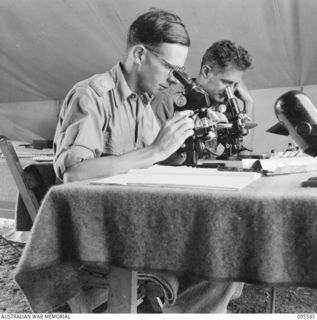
[1,0,317,153]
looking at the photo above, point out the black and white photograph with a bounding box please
[1,0,317,317]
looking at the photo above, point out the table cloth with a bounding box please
[14,170,317,312]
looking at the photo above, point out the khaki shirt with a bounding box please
[54,63,160,180]
[151,83,186,126]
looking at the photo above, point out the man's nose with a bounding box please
[167,72,179,85]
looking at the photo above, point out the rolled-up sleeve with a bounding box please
[53,86,106,180]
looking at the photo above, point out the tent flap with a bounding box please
[1,0,317,103]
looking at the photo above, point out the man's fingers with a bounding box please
[166,113,194,134]
[176,120,195,136]
[171,110,194,122]
[241,113,251,121]
[244,114,251,121]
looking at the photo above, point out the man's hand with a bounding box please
[234,81,254,120]
[152,110,194,161]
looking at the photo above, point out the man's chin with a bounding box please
[151,87,166,96]
[141,86,155,96]
[148,89,159,96]
[211,97,225,105]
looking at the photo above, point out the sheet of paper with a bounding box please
[92,165,261,191]
[242,156,317,175]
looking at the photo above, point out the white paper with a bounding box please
[242,156,317,174]
[92,165,261,191]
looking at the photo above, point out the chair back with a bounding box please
[0,136,56,230]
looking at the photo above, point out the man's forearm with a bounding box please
[63,110,194,182]
[63,145,162,183]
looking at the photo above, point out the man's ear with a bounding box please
[132,45,146,64]
[201,65,212,78]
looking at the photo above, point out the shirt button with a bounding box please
[100,80,107,87]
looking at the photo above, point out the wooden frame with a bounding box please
[0,136,39,222]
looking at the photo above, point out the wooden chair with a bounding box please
[0,135,164,313]
[0,136,39,224]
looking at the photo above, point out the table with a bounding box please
[14,171,317,312]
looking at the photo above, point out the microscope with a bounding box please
[171,69,257,166]
[267,90,317,187]
[267,90,317,157]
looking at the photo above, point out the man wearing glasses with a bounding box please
[53,9,240,313]
[54,9,192,183]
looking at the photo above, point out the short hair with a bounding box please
[200,40,252,72]
[127,9,190,51]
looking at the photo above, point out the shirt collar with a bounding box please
[139,92,153,106]
[111,63,135,103]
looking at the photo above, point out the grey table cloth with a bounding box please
[14,170,317,312]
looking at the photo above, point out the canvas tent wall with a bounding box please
[1,0,317,153]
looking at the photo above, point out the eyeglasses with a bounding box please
[144,45,185,76]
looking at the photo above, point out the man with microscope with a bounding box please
[150,39,254,303]
[151,40,254,163]
[53,9,242,313]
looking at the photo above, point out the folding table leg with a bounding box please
[270,287,276,313]
[107,266,138,313]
